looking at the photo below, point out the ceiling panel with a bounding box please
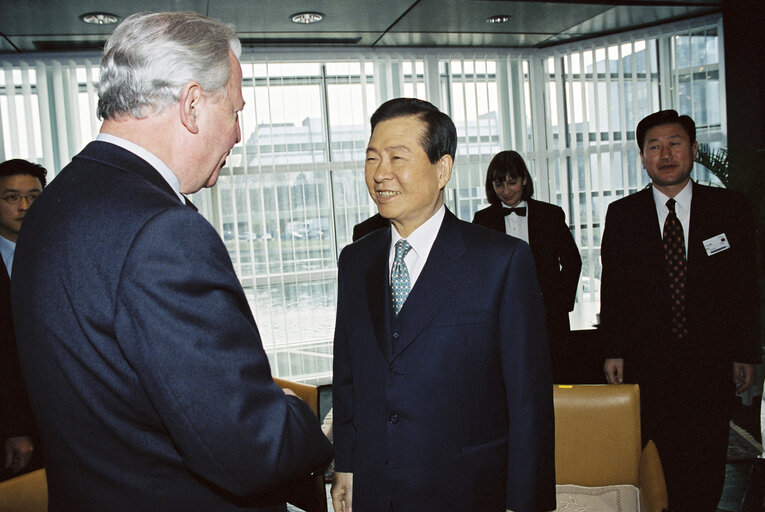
[0,0,722,53]
[393,1,612,35]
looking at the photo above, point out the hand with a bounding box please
[331,471,353,512]
[733,362,754,394]
[604,358,624,384]
[5,436,34,473]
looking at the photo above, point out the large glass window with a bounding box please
[0,15,726,382]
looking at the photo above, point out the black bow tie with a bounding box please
[503,207,526,217]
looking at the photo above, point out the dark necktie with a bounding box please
[663,198,687,339]
[390,240,412,317]
[503,207,526,217]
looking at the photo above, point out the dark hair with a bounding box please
[370,98,457,164]
[484,150,534,205]
[636,109,696,153]
[0,159,47,188]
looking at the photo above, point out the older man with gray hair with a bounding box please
[12,12,332,511]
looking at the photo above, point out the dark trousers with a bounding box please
[638,359,733,512]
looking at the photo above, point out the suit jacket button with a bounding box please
[389,413,399,424]
[392,332,400,340]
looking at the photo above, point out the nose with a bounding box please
[372,158,392,183]
[659,143,671,159]
[19,196,34,208]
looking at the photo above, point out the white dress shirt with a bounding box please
[652,180,692,253]
[502,200,529,243]
[388,205,446,289]
[0,235,14,276]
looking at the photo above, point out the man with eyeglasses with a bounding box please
[0,158,46,481]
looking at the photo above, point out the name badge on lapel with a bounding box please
[702,234,730,256]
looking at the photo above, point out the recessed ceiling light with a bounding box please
[486,14,511,24]
[79,12,120,25]
[290,12,325,24]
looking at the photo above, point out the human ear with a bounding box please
[179,82,203,135]
[437,154,453,189]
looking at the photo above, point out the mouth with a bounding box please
[376,190,400,200]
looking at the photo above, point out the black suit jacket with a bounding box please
[333,210,555,512]
[600,183,760,381]
[13,141,332,511]
[472,199,582,333]
[352,213,389,242]
[0,255,36,443]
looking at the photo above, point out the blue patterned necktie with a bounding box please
[663,198,687,339]
[391,239,413,317]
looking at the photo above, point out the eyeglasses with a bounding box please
[0,193,40,205]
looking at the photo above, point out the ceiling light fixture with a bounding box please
[290,12,325,24]
[79,12,120,25]
[486,14,511,24]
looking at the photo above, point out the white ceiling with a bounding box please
[0,0,721,53]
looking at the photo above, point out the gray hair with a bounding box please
[97,11,242,120]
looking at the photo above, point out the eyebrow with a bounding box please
[366,145,412,153]
[1,186,42,193]
[647,134,684,144]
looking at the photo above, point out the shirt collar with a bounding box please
[96,133,185,203]
[501,199,527,210]
[390,205,446,257]
[652,179,693,211]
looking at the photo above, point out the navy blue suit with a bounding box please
[12,141,332,511]
[333,209,556,512]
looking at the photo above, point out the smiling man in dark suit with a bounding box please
[12,12,331,511]
[330,98,555,512]
[601,109,760,511]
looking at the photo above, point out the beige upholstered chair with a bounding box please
[0,468,48,512]
[273,377,328,512]
[554,384,668,512]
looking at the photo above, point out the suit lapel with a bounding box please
[486,204,506,233]
[686,182,710,263]
[527,199,539,248]
[637,187,664,259]
[365,234,393,361]
[391,210,465,360]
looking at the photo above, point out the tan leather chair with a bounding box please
[273,377,328,512]
[0,468,48,512]
[554,384,668,512]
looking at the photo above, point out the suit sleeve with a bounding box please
[726,195,760,363]
[114,208,332,498]
[331,250,353,472]
[499,242,556,512]
[550,206,582,313]
[599,204,628,359]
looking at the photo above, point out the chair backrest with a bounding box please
[554,384,642,487]
[0,468,48,512]
[272,377,328,512]
[273,377,320,415]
